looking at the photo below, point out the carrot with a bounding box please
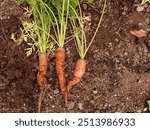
[37,53,48,112]
[55,47,68,103]
[67,59,86,92]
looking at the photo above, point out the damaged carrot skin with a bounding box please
[37,53,48,112]
[67,59,86,92]
[37,53,48,88]
[55,47,68,103]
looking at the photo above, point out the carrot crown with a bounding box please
[47,0,70,48]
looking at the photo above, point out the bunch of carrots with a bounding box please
[55,0,107,103]
[12,0,107,112]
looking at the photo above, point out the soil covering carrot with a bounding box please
[37,53,48,112]
[67,59,86,92]
[55,47,68,103]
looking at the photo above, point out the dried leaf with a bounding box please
[130,29,147,38]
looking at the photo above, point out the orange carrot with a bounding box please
[55,47,68,103]
[37,53,48,112]
[37,53,48,88]
[67,59,86,92]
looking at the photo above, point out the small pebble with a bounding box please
[67,102,75,110]
[124,52,128,56]
[118,67,122,70]
[115,38,119,43]
[82,4,87,10]
[78,103,83,110]
[115,59,120,63]
[54,89,59,95]
[90,100,95,104]
[122,12,126,15]
[93,90,98,94]
[49,96,53,99]
[108,42,112,45]
[136,6,144,12]
[114,94,117,97]
[105,51,109,56]
[104,103,109,109]
[66,48,70,55]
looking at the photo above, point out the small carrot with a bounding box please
[55,47,68,103]
[67,0,106,94]
[67,59,86,92]
[37,53,48,112]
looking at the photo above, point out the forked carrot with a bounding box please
[49,0,69,103]
[55,47,68,103]
[67,0,106,94]
[67,59,86,92]
[37,53,48,112]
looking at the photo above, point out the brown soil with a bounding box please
[0,0,150,113]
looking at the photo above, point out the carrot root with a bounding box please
[67,59,86,92]
[37,53,48,88]
[55,48,67,103]
[37,53,48,112]
[38,87,47,113]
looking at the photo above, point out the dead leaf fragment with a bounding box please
[130,29,147,38]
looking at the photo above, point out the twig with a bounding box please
[0,35,6,42]
[115,27,130,42]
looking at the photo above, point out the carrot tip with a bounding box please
[61,90,68,104]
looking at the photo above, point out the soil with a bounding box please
[0,0,150,113]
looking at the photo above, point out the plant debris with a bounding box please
[130,29,147,38]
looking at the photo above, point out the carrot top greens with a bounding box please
[11,0,54,56]
[70,0,107,59]
[141,0,150,5]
